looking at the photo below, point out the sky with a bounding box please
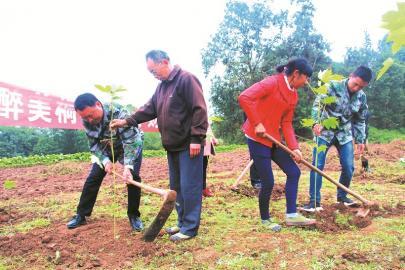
[0,0,402,110]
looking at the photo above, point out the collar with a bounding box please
[165,65,181,82]
[283,74,295,91]
[345,79,356,97]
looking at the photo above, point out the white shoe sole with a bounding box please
[299,206,323,213]
[286,220,317,226]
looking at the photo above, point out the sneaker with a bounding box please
[300,202,323,213]
[169,232,193,242]
[337,197,357,206]
[286,214,316,226]
[165,226,180,235]
[261,219,282,232]
[202,188,214,197]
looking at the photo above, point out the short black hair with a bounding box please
[74,93,100,111]
[352,66,372,83]
[276,58,313,77]
[145,50,170,63]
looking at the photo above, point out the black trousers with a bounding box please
[76,162,141,218]
[203,156,209,189]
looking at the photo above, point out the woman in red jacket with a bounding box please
[239,58,316,231]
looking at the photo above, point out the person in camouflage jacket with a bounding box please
[302,66,373,212]
[67,93,144,231]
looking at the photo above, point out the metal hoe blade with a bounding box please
[142,190,177,242]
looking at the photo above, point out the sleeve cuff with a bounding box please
[102,157,111,166]
[125,117,138,127]
[124,165,134,170]
[190,136,203,144]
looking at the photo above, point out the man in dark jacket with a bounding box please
[67,93,144,232]
[111,50,208,242]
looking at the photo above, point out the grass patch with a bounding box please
[335,212,355,230]
[14,218,51,233]
[1,218,51,236]
[368,127,405,143]
[3,180,16,190]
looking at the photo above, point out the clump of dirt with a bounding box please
[230,184,259,197]
[341,251,370,263]
[229,183,285,200]
[0,207,33,224]
[302,202,404,232]
[0,220,161,269]
[302,204,367,232]
[310,204,357,232]
[369,202,405,218]
[389,175,405,184]
[271,184,285,200]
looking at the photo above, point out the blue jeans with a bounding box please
[167,147,203,237]
[309,137,354,203]
[247,139,301,220]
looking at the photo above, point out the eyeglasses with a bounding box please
[148,62,163,75]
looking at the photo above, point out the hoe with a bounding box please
[262,133,377,218]
[113,172,177,241]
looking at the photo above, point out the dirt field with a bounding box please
[1,140,404,269]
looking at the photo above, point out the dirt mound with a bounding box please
[228,184,285,200]
[0,220,161,269]
[369,202,405,218]
[0,207,35,224]
[367,140,405,162]
[301,202,404,233]
[341,251,370,263]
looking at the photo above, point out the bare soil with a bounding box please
[0,140,404,269]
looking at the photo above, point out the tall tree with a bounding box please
[340,35,405,129]
[273,0,332,137]
[201,0,288,143]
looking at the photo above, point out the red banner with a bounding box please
[0,82,159,132]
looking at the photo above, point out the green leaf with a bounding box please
[318,69,345,83]
[301,118,315,128]
[317,144,327,153]
[94,84,107,92]
[376,58,395,80]
[105,85,112,92]
[381,3,405,54]
[321,96,337,105]
[113,88,127,93]
[314,84,328,95]
[209,116,224,122]
[321,117,339,129]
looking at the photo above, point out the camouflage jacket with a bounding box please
[83,103,143,169]
[312,79,368,145]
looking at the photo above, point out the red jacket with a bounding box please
[238,73,299,150]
